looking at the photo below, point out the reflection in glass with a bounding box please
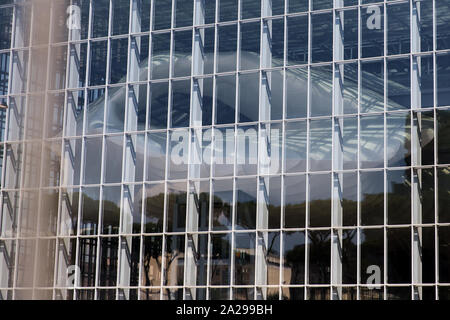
[147,132,167,181]
[78,238,97,287]
[166,182,187,232]
[342,172,357,226]
[239,73,259,122]
[310,65,332,116]
[311,12,332,62]
[285,121,307,173]
[286,68,308,118]
[361,5,384,58]
[360,228,384,285]
[153,0,172,30]
[419,56,434,108]
[110,38,128,84]
[86,88,105,135]
[104,135,123,183]
[213,127,234,177]
[218,24,237,72]
[149,81,168,129]
[309,119,332,172]
[164,235,185,287]
[437,54,450,107]
[240,22,260,70]
[99,237,118,287]
[210,233,231,285]
[145,184,165,233]
[234,233,255,285]
[175,0,193,28]
[438,110,450,165]
[287,15,308,65]
[92,0,109,38]
[342,229,357,284]
[284,175,306,228]
[236,178,257,230]
[283,231,305,285]
[151,33,170,79]
[387,58,410,110]
[83,137,103,185]
[386,113,410,167]
[102,186,121,234]
[360,115,384,169]
[173,30,192,78]
[171,80,191,128]
[438,168,450,223]
[212,179,233,230]
[236,125,258,176]
[309,174,331,228]
[360,171,384,226]
[387,3,410,55]
[141,236,162,289]
[89,41,107,86]
[80,187,100,235]
[387,228,411,284]
[215,75,236,125]
[361,60,384,113]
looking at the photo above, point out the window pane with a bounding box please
[436,0,450,50]
[171,80,191,128]
[104,135,123,183]
[361,60,384,113]
[437,109,450,165]
[151,33,170,80]
[437,54,450,107]
[219,0,238,22]
[218,24,237,73]
[145,183,165,233]
[360,228,384,286]
[285,121,307,173]
[173,30,192,78]
[283,231,305,285]
[110,38,128,84]
[309,119,332,172]
[210,233,231,285]
[106,86,126,133]
[164,235,185,285]
[360,171,384,226]
[236,178,257,230]
[309,174,331,228]
[92,0,109,38]
[284,175,306,228]
[287,15,308,65]
[387,170,411,225]
[361,5,384,58]
[236,125,258,175]
[240,21,260,70]
[153,0,172,30]
[387,228,411,284]
[311,12,333,62]
[360,115,384,169]
[84,137,103,185]
[343,9,358,60]
[387,3,410,55]
[215,75,236,124]
[387,58,411,110]
[89,41,107,86]
[238,73,259,122]
[310,65,332,117]
[168,129,189,180]
[286,68,308,119]
[175,0,193,27]
[147,132,167,181]
[308,230,331,284]
[81,188,100,235]
[288,0,308,13]
[112,0,130,35]
[102,185,121,234]
[234,233,255,285]
[386,113,410,168]
[149,81,169,129]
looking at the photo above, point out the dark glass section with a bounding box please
[102,186,121,234]
[283,231,305,285]
[387,228,411,284]
[309,174,331,228]
[437,109,450,164]
[164,235,185,287]
[0,6,12,49]
[218,24,237,73]
[360,228,384,286]
[387,58,411,110]
[436,0,450,50]
[171,80,191,128]
[266,176,282,229]
[360,170,384,226]
[238,73,259,122]
[386,113,411,168]
[361,5,384,58]
[175,0,193,27]
[439,226,450,283]
[166,182,187,232]
[149,81,169,129]
[142,236,162,288]
[151,33,170,80]
[343,9,358,60]
[308,230,331,284]
[99,237,118,287]
[173,30,192,78]
[419,56,434,108]
[219,0,238,22]
[110,38,128,84]
[422,227,436,284]
[92,0,109,38]
[89,41,108,86]
[342,172,357,226]
[242,0,261,19]
[387,170,411,225]
[438,168,450,223]
[284,175,306,228]
[437,54,450,107]
[78,238,98,287]
[215,75,236,124]
[342,229,357,284]
[311,12,333,62]
[112,0,130,35]
[83,137,103,185]
[153,0,172,30]
[288,0,308,13]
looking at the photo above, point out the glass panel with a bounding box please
[288,0,308,13]
[341,63,358,114]
[309,174,331,228]
[265,232,280,285]
[313,0,332,10]
[422,227,435,284]
[386,112,410,168]
[437,109,450,165]
[343,9,358,60]
[168,129,189,180]
[269,18,284,68]
[153,0,172,30]
[99,237,118,286]
[104,135,123,184]
[308,230,331,284]
[387,3,410,55]
[419,55,434,108]
[122,184,143,234]
[310,65,332,117]
[360,228,384,286]
[387,58,411,110]
[63,139,82,186]
[212,179,233,230]
[219,0,238,22]
[436,1,450,50]
[175,0,193,27]
[387,170,411,225]
[151,33,171,80]
[342,172,357,226]
[210,233,231,285]
[342,229,357,284]
[173,30,192,78]
[0,6,12,49]
[311,12,333,62]
[149,81,169,129]
[284,175,306,228]
[240,21,260,70]
[266,176,281,229]
[205,0,216,24]
[286,68,308,119]
[387,228,411,284]
[342,117,358,169]
[265,70,283,120]
[236,178,257,230]
[189,181,210,232]
[360,115,384,169]
[145,183,165,233]
[0,52,9,95]
[89,41,108,86]
[420,168,435,224]
[285,121,307,173]
[419,0,433,52]
[438,168,450,223]
[92,0,110,38]
[106,87,126,133]
[112,0,130,35]
[49,46,67,90]
[80,187,100,235]
[309,118,332,172]
[201,77,213,126]
[60,188,79,236]
[83,137,103,185]
[218,24,237,73]
[141,236,162,287]
[234,233,255,285]
[124,134,145,183]
[213,127,235,177]
[361,60,384,113]
[171,80,191,128]
[78,238,98,287]
[110,38,128,84]
[283,231,305,285]
[46,93,64,138]
[360,171,384,226]
[361,4,384,58]
[127,84,147,132]
[437,54,450,107]
[215,75,236,124]
[166,182,187,232]
[147,132,167,181]
[236,125,258,175]
[242,0,261,19]
[102,186,121,234]
[164,235,185,286]
[287,15,308,65]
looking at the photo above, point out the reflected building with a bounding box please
[0,0,450,300]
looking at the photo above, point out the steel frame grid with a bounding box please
[0,0,450,300]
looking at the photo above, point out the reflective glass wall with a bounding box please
[0,0,450,300]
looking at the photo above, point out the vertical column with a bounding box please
[331,0,344,300]
[411,0,422,300]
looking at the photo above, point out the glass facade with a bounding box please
[0,0,449,300]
